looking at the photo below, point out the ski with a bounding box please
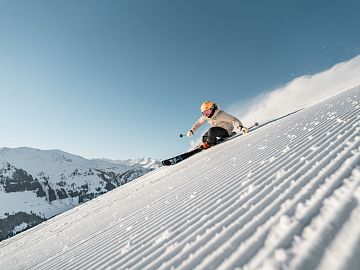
[161,147,203,166]
[161,122,259,166]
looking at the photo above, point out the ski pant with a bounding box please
[202,127,230,145]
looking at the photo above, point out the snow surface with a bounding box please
[0,86,359,270]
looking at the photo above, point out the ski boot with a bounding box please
[200,141,211,150]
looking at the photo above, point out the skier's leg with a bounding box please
[206,127,229,145]
[202,130,209,143]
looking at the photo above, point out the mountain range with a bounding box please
[0,148,160,240]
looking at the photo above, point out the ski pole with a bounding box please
[250,122,259,129]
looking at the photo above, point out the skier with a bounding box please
[187,101,249,149]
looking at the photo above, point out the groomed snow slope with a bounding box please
[0,86,359,270]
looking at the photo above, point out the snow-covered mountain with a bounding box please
[0,148,161,240]
[95,157,160,169]
[0,86,359,270]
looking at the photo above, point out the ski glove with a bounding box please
[241,126,249,134]
[187,130,194,137]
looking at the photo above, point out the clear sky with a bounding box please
[1,0,359,160]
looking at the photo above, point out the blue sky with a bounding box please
[1,0,360,160]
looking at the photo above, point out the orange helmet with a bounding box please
[200,101,218,118]
[200,101,214,112]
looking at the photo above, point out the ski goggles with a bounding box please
[202,108,212,117]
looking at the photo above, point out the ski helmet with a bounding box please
[200,101,218,118]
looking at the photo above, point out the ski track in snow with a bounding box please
[0,86,359,270]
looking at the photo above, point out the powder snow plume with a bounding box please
[229,55,360,126]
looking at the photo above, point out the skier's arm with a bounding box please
[220,112,243,129]
[191,116,207,133]
[221,112,249,134]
